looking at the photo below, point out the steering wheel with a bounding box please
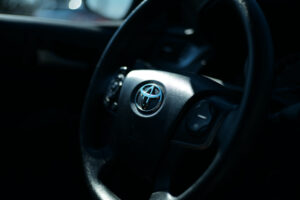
[80,0,273,199]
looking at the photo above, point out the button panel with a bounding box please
[104,66,128,111]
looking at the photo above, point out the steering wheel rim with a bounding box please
[80,0,273,199]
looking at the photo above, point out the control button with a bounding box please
[104,66,128,111]
[107,80,122,98]
[119,66,128,74]
[111,102,118,111]
[186,101,213,135]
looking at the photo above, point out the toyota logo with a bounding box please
[135,83,163,113]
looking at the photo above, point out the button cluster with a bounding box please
[104,66,128,111]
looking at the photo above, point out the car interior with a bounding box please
[0,0,299,200]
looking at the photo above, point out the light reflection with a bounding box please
[203,75,224,86]
[68,0,82,10]
[184,28,194,35]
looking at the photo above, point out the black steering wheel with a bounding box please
[80,0,273,199]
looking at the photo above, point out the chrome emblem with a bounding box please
[135,83,163,113]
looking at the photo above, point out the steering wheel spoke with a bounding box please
[82,145,114,178]
[214,109,240,150]
[169,83,239,150]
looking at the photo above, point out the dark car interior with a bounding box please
[0,0,299,199]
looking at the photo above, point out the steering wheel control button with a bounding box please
[172,100,216,149]
[186,101,213,135]
[104,66,128,111]
[135,83,164,114]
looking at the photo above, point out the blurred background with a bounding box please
[0,0,134,22]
